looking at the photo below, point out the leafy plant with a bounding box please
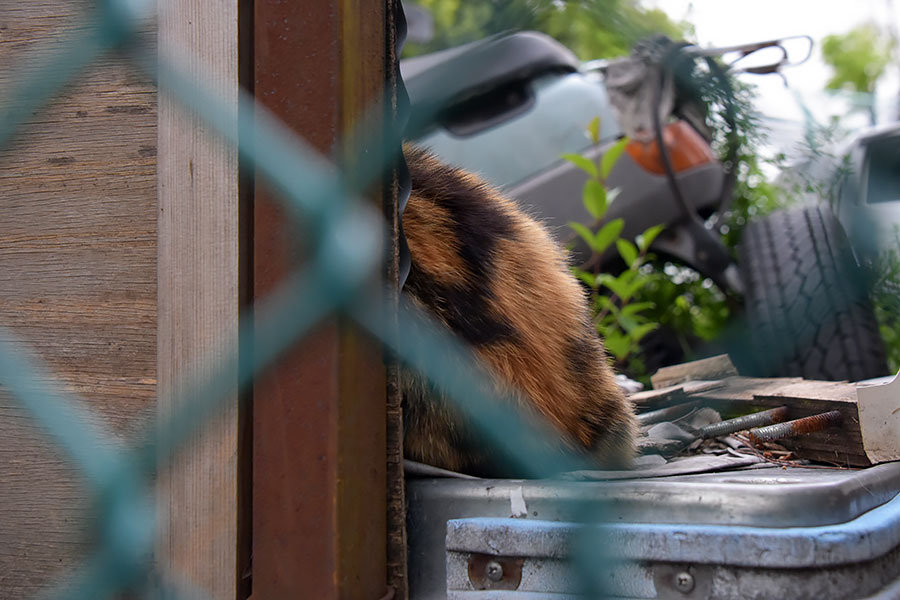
[822,24,896,126]
[402,0,689,60]
[564,118,664,370]
[566,110,745,381]
[865,227,900,374]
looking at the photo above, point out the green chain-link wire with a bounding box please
[0,1,610,598]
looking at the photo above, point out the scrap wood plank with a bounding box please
[647,355,900,467]
[857,372,900,465]
[629,380,725,411]
[650,354,738,389]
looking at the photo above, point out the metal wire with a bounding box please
[0,1,606,598]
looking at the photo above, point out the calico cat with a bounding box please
[401,145,637,476]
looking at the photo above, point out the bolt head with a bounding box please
[674,571,695,593]
[485,560,504,582]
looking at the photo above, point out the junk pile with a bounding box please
[629,354,900,468]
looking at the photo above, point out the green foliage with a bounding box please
[865,228,900,374]
[633,263,731,343]
[822,24,895,95]
[568,107,753,380]
[403,0,689,59]
[565,124,662,369]
[688,68,785,248]
[822,24,896,125]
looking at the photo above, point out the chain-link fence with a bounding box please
[0,1,607,598]
[4,1,900,599]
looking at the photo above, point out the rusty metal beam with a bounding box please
[251,1,390,598]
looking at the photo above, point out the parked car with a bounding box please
[401,28,889,381]
[401,31,736,293]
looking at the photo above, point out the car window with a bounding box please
[416,72,620,189]
[865,137,900,205]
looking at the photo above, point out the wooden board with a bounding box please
[650,354,738,389]
[0,3,158,596]
[155,0,240,598]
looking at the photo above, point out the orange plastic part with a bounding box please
[624,120,716,175]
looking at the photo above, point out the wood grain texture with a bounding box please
[155,0,239,598]
[0,2,158,597]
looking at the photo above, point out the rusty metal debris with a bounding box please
[748,410,843,443]
[629,355,876,466]
[698,406,789,439]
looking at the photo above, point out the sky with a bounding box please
[647,0,900,153]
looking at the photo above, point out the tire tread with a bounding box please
[738,204,888,381]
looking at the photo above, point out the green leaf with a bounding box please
[583,180,607,219]
[587,116,601,145]
[620,301,656,318]
[616,238,638,267]
[601,137,629,179]
[597,273,629,299]
[617,269,637,285]
[601,330,631,360]
[595,294,619,316]
[628,322,659,344]
[599,270,651,303]
[636,223,665,252]
[615,312,640,333]
[573,269,597,289]
[568,221,596,249]
[621,276,652,302]
[562,153,598,178]
[593,218,624,255]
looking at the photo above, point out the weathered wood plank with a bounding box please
[651,354,738,389]
[0,2,158,596]
[155,0,239,598]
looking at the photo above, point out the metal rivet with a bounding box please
[674,571,695,593]
[485,560,504,582]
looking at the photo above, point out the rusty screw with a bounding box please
[674,571,695,593]
[485,560,503,582]
[749,410,843,443]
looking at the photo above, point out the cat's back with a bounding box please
[401,145,636,474]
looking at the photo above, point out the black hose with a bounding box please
[651,43,703,224]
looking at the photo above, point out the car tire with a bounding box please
[738,204,888,381]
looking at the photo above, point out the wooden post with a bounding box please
[156,0,241,597]
[251,0,391,598]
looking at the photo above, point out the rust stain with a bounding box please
[252,0,389,598]
[749,410,843,443]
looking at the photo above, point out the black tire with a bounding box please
[738,204,888,381]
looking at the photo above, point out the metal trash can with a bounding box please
[407,460,900,599]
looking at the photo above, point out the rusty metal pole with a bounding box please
[748,410,844,444]
[251,1,391,598]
